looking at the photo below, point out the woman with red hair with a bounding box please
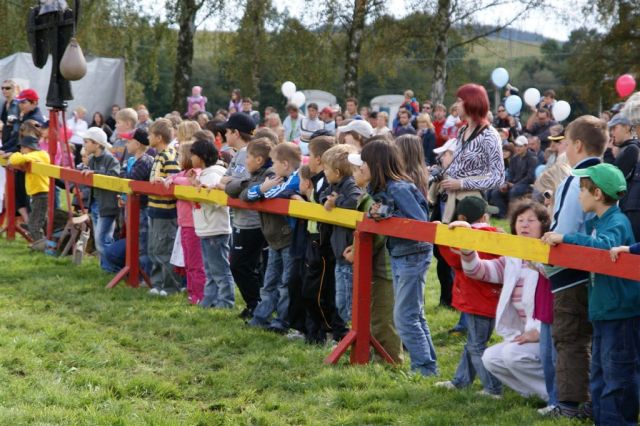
[437,83,505,223]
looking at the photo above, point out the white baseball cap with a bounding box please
[337,119,374,138]
[79,127,111,149]
[433,138,457,155]
[514,135,528,146]
[347,153,363,167]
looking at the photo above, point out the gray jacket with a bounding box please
[88,150,121,217]
[224,147,261,229]
[226,165,292,250]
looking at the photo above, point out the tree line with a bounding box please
[0,0,637,117]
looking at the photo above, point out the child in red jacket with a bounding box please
[435,196,503,397]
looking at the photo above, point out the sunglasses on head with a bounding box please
[543,190,553,200]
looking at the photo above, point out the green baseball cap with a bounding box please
[455,196,499,223]
[573,163,627,200]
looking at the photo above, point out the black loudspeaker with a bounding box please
[26,1,80,109]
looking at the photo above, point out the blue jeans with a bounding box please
[249,245,293,331]
[452,313,502,394]
[335,262,353,323]
[539,322,558,406]
[90,201,116,255]
[199,234,235,308]
[591,317,640,426]
[390,249,438,376]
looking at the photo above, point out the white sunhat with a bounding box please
[337,119,374,138]
[78,127,111,149]
[433,138,457,155]
[347,153,363,167]
[514,135,529,146]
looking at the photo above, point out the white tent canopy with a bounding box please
[0,52,125,120]
[301,90,337,111]
[370,94,404,127]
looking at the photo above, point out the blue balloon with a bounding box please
[505,95,522,115]
[491,67,509,88]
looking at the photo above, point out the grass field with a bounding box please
[0,236,575,425]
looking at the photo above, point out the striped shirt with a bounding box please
[447,126,505,191]
[148,147,180,219]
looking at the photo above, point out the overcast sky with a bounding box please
[142,0,595,42]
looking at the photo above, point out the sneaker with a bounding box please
[148,288,160,296]
[267,326,287,335]
[435,381,457,390]
[158,290,169,297]
[537,405,557,415]
[238,308,253,320]
[477,390,502,399]
[578,402,593,420]
[543,404,581,418]
[286,330,305,341]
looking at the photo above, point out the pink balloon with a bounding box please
[616,74,636,98]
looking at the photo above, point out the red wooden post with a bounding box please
[325,229,393,365]
[106,193,148,288]
[3,167,17,240]
[46,110,59,240]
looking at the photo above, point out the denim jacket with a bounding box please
[372,180,431,257]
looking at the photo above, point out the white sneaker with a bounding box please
[435,381,457,390]
[158,290,169,297]
[148,288,160,296]
[537,405,557,415]
[477,389,502,399]
[286,330,305,341]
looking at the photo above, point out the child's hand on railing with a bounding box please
[81,169,94,176]
[343,245,354,264]
[541,232,563,246]
[324,192,338,211]
[448,220,471,229]
[610,246,630,262]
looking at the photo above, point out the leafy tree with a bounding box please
[165,0,225,112]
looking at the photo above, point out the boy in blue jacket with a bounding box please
[542,163,640,426]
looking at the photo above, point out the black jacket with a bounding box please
[327,176,363,262]
[508,150,537,186]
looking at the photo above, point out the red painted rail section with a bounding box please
[2,160,640,366]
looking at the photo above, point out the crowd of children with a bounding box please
[2,84,640,424]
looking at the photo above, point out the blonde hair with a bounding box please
[417,113,434,129]
[321,144,357,177]
[74,106,87,115]
[178,141,194,170]
[377,111,388,121]
[116,108,138,128]
[404,90,414,98]
[148,118,173,144]
[176,120,201,144]
[19,120,43,139]
[271,142,302,169]
[534,162,572,196]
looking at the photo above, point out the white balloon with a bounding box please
[291,91,306,108]
[553,100,571,121]
[523,88,541,107]
[281,81,296,98]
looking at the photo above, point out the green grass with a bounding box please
[0,236,575,425]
